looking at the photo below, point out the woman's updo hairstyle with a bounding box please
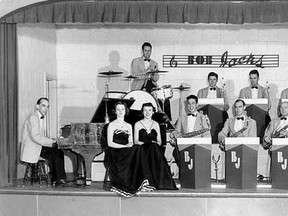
[141,102,156,113]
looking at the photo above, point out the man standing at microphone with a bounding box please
[130,42,158,90]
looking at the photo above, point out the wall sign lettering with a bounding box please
[163,51,279,68]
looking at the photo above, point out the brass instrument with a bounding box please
[170,112,211,146]
[272,124,288,138]
[219,116,249,151]
[263,123,288,150]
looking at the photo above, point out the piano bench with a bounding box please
[23,159,50,187]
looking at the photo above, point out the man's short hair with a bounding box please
[36,97,49,105]
[208,72,218,80]
[249,69,259,77]
[234,99,245,106]
[142,42,152,50]
[186,95,198,104]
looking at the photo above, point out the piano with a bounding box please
[58,97,171,185]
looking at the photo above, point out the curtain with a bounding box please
[0,24,18,186]
[2,1,288,24]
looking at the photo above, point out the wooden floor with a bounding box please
[1,180,288,216]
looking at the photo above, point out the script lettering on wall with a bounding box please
[163,51,279,68]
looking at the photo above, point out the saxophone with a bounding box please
[219,117,249,151]
[170,112,211,146]
[263,122,288,150]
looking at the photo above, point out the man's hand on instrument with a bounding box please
[219,140,225,151]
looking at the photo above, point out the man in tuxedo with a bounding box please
[239,69,268,99]
[277,88,288,116]
[263,101,288,150]
[20,97,68,186]
[218,99,257,151]
[130,42,158,90]
[170,95,211,163]
[197,72,229,111]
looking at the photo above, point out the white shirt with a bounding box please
[187,112,198,132]
[277,118,288,132]
[207,87,217,99]
[251,87,258,99]
[234,116,245,132]
[144,58,150,70]
[37,111,45,136]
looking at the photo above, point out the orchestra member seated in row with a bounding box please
[262,101,288,150]
[170,95,211,163]
[218,99,257,151]
[280,88,288,99]
[131,42,158,90]
[20,97,68,186]
[277,88,288,116]
[197,72,229,111]
[106,102,176,197]
[239,69,268,99]
[142,71,172,120]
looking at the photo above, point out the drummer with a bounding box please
[130,42,158,90]
[142,72,172,121]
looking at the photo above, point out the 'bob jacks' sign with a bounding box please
[163,51,279,68]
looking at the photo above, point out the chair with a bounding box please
[23,159,50,186]
[101,123,110,189]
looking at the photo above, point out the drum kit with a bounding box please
[98,70,190,122]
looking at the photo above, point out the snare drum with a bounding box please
[123,90,159,112]
[151,85,173,100]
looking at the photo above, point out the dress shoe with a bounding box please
[52,179,73,187]
[75,177,86,185]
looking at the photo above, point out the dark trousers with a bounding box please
[40,146,66,182]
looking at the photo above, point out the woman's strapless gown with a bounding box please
[139,128,177,190]
[105,129,152,197]
[105,128,177,197]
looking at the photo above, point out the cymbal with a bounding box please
[124,75,138,79]
[147,70,168,74]
[99,71,123,76]
[173,84,191,91]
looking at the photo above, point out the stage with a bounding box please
[1,181,288,216]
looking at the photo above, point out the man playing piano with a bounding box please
[20,97,68,186]
[218,99,257,151]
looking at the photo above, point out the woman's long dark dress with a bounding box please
[105,129,176,197]
[105,129,151,197]
[139,128,177,190]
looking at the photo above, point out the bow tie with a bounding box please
[236,117,244,121]
[210,87,216,91]
[251,86,258,89]
[281,117,287,120]
[188,113,197,117]
[144,59,150,62]
[40,116,44,119]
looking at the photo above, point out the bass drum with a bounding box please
[123,90,159,112]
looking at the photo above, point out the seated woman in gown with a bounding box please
[134,102,177,190]
[106,101,155,197]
